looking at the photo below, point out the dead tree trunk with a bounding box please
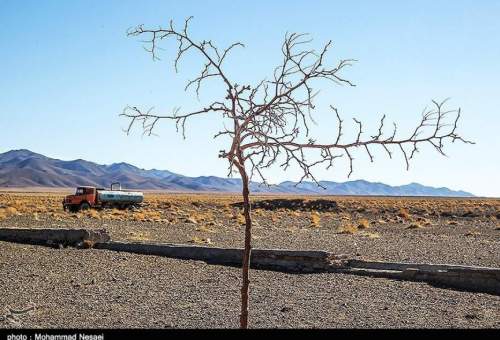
[238,164,252,329]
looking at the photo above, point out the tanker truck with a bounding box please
[63,182,144,212]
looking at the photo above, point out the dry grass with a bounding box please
[127,231,151,241]
[196,225,216,233]
[82,240,95,249]
[85,209,101,219]
[236,214,246,225]
[408,222,424,229]
[310,211,321,228]
[0,192,498,239]
[189,236,213,245]
[357,218,370,229]
[337,222,358,234]
[185,216,198,224]
[359,231,380,239]
[397,208,411,220]
[465,229,481,237]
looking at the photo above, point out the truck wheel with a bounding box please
[80,202,91,211]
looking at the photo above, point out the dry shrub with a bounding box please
[196,225,216,233]
[132,212,146,221]
[36,207,48,214]
[224,210,234,220]
[359,231,380,239]
[357,218,370,229]
[128,232,150,241]
[408,222,423,229]
[87,210,100,219]
[110,209,122,216]
[337,223,358,234]
[6,207,18,215]
[184,216,198,224]
[237,214,246,225]
[82,240,95,249]
[465,230,481,237]
[310,211,321,227]
[189,236,212,244]
[0,206,20,219]
[49,212,63,221]
[144,210,163,222]
[397,208,411,220]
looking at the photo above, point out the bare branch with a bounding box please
[239,99,473,184]
[122,18,473,190]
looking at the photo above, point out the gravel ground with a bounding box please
[1,241,499,329]
[0,194,499,328]
[2,213,498,267]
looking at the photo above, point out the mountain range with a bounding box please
[0,149,474,197]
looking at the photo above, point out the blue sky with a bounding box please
[0,0,499,196]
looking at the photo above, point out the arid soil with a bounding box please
[0,192,499,328]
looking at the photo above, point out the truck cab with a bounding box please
[63,186,97,212]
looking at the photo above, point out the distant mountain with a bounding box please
[0,149,474,197]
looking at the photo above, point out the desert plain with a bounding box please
[0,192,499,328]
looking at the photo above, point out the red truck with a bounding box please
[63,183,144,212]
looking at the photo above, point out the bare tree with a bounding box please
[121,17,473,328]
